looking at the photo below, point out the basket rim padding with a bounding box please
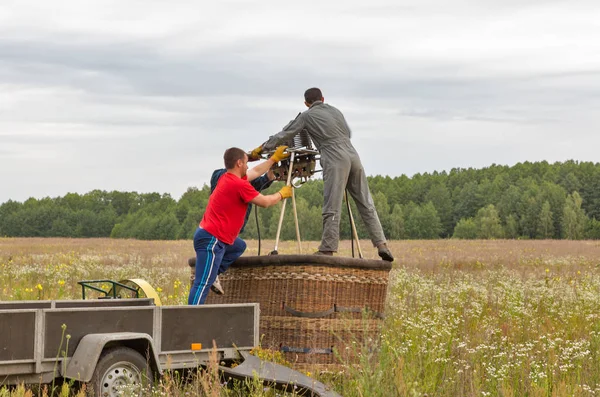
[188,254,392,270]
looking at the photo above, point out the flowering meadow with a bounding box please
[2,238,600,396]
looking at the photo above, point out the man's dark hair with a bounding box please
[224,147,247,169]
[304,87,323,105]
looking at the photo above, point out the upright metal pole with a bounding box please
[346,192,355,258]
[345,190,363,259]
[272,152,296,254]
[291,187,302,253]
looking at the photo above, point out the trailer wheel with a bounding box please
[90,347,153,397]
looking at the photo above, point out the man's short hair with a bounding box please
[224,147,247,169]
[304,87,322,105]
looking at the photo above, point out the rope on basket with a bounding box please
[283,304,384,319]
[281,346,334,355]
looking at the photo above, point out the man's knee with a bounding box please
[322,211,341,223]
[234,238,247,254]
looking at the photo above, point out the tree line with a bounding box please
[2,160,600,240]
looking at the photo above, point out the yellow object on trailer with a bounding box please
[112,278,163,306]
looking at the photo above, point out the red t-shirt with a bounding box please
[200,172,260,244]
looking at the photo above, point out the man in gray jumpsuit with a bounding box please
[262,88,394,261]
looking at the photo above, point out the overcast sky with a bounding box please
[1,0,599,203]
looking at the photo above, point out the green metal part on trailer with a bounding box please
[78,279,139,299]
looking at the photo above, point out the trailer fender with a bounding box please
[62,332,161,382]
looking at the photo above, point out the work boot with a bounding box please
[377,243,394,262]
[210,276,225,295]
[313,250,334,256]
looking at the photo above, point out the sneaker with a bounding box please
[377,243,394,262]
[189,266,196,284]
[210,276,225,295]
[313,251,334,256]
[188,257,196,283]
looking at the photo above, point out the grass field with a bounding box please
[3,238,600,396]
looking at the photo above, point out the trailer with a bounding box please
[0,298,341,397]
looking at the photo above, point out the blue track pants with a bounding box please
[188,227,246,305]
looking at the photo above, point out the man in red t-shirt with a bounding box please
[188,146,292,305]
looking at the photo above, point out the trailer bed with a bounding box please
[0,299,257,384]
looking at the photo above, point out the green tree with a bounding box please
[373,191,392,238]
[0,200,22,236]
[107,191,138,217]
[477,178,498,207]
[579,166,600,220]
[301,203,323,242]
[586,218,600,239]
[536,201,554,239]
[339,196,368,241]
[561,191,587,239]
[388,204,405,239]
[110,200,179,240]
[294,180,324,209]
[155,213,180,240]
[178,186,211,213]
[475,204,503,239]
[50,218,72,237]
[453,218,477,239]
[6,159,600,240]
[518,179,541,238]
[268,201,295,242]
[504,215,519,239]
[425,183,453,237]
[272,196,322,242]
[405,202,442,239]
[561,172,581,194]
[74,207,116,237]
[453,181,482,224]
[497,185,521,224]
[175,201,191,224]
[539,182,566,238]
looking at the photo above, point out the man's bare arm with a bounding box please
[250,185,292,208]
[247,158,275,182]
[250,192,282,208]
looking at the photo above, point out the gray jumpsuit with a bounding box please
[263,101,387,252]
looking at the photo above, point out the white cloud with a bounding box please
[0,0,599,202]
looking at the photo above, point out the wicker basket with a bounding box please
[197,255,391,365]
[260,316,384,365]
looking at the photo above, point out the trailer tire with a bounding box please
[89,347,153,397]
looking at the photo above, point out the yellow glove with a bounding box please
[278,185,293,199]
[270,146,290,163]
[248,145,263,162]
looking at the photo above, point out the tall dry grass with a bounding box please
[3,237,600,396]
